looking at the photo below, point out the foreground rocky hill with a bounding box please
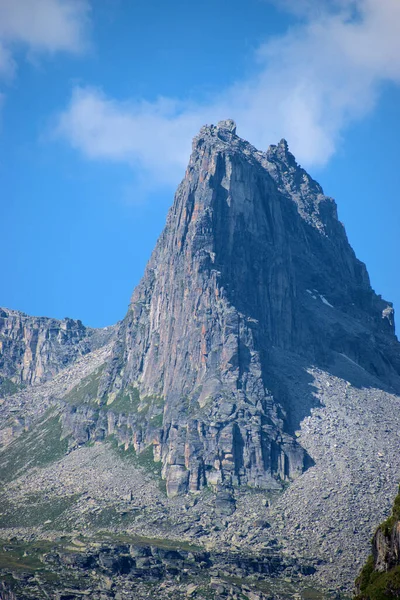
[356,487,400,599]
[0,121,399,599]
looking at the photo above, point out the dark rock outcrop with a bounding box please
[91,120,399,496]
[0,537,304,600]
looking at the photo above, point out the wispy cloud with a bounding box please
[0,41,14,79]
[55,88,210,185]
[55,0,400,187]
[0,0,90,81]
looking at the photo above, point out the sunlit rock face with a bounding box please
[0,308,114,390]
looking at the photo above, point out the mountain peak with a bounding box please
[96,124,399,497]
[267,137,295,165]
[189,122,338,237]
[217,118,237,134]
[192,119,241,153]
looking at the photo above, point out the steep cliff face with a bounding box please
[0,307,114,391]
[356,488,400,599]
[91,120,399,497]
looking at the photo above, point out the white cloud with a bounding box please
[0,0,90,79]
[0,41,15,78]
[55,0,400,186]
[56,88,212,184]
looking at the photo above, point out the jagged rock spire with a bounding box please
[97,121,399,497]
[217,119,237,134]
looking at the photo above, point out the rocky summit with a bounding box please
[0,121,399,600]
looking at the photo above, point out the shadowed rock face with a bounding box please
[92,120,398,496]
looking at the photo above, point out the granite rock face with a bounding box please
[94,120,399,497]
[0,307,114,391]
[374,523,400,574]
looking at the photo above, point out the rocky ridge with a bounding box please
[0,307,115,392]
[0,342,113,449]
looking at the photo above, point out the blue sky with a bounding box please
[1,0,399,329]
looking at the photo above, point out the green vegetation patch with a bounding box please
[106,385,140,413]
[356,486,400,600]
[84,505,140,529]
[0,376,21,398]
[149,412,163,427]
[0,494,80,529]
[0,540,49,572]
[107,435,137,460]
[62,364,104,406]
[0,538,72,574]
[356,564,400,600]
[356,555,375,596]
[0,411,68,483]
[0,538,90,596]
[135,444,161,474]
[380,486,400,537]
[108,437,166,494]
[105,386,164,426]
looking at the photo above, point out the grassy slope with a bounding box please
[0,411,68,484]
